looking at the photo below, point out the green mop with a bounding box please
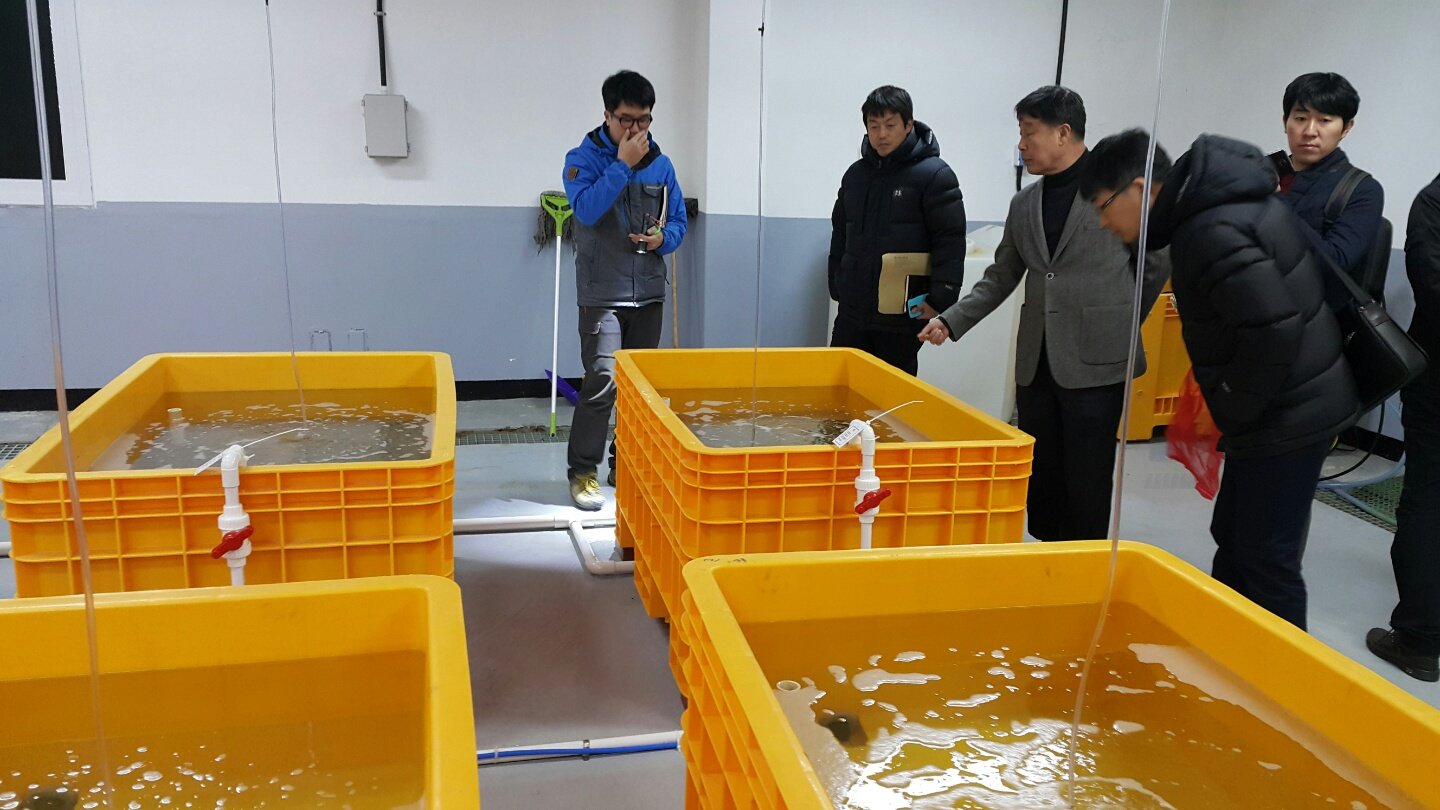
[541,192,574,436]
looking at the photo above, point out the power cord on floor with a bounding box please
[1319,408,1384,482]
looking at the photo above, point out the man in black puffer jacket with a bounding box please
[1082,130,1360,630]
[829,86,967,374]
[1367,173,1440,682]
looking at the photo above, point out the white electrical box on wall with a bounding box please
[363,94,409,158]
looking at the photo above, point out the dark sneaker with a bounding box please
[607,463,617,488]
[569,472,605,511]
[1366,627,1440,683]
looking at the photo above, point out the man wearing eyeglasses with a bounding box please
[1082,129,1359,630]
[562,70,688,511]
[918,86,1168,543]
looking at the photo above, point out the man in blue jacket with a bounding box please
[1275,72,1385,306]
[562,70,687,511]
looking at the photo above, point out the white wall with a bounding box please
[1062,0,1171,158]
[751,0,1176,223]
[10,0,1434,393]
[762,0,1056,222]
[1151,0,1440,236]
[72,0,706,207]
[37,1,1436,219]
[701,0,763,217]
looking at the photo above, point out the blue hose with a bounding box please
[476,741,677,763]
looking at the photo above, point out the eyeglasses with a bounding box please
[610,112,653,128]
[1098,184,1131,211]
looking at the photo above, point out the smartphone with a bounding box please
[1267,150,1295,179]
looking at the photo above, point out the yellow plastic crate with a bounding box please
[1,352,456,597]
[677,542,1440,809]
[0,575,479,807]
[616,487,691,687]
[1125,290,1191,441]
[615,348,1034,622]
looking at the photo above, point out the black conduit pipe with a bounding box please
[376,0,389,87]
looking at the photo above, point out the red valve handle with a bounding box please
[855,488,892,514]
[211,525,254,558]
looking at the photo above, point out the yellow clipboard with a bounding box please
[877,252,932,314]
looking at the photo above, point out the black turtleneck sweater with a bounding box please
[1041,150,1089,257]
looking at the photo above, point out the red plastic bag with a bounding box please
[1167,370,1224,500]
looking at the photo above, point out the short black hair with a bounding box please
[1015,86,1087,140]
[861,86,913,124]
[1080,128,1172,202]
[1283,72,1359,123]
[602,70,655,112]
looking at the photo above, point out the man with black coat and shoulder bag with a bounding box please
[1083,130,1361,630]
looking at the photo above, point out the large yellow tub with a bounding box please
[2,352,457,597]
[677,542,1440,809]
[614,348,1033,624]
[0,575,479,807]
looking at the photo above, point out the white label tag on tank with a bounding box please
[832,420,865,448]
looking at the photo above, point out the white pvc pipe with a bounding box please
[477,731,681,766]
[453,515,614,534]
[567,520,634,576]
[228,548,248,587]
[218,445,251,585]
[850,422,880,549]
[452,515,632,576]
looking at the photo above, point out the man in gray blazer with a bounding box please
[919,86,1168,541]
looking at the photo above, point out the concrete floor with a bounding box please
[1,400,1437,809]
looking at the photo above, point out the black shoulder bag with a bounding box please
[1319,166,1428,411]
[1322,254,1429,413]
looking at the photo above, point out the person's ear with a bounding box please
[1340,119,1356,140]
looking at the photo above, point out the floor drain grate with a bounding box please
[455,428,613,446]
[0,442,28,462]
[1314,474,1402,532]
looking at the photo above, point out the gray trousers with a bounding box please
[566,303,664,476]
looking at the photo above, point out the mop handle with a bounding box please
[541,193,573,436]
[550,230,562,435]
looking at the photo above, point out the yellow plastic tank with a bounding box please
[2,352,457,597]
[614,347,1034,625]
[677,542,1440,809]
[0,574,479,807]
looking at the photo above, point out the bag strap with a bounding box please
[1314,164,1377,306]
[1323,165,1370,230]
[1312,237,1376,307]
